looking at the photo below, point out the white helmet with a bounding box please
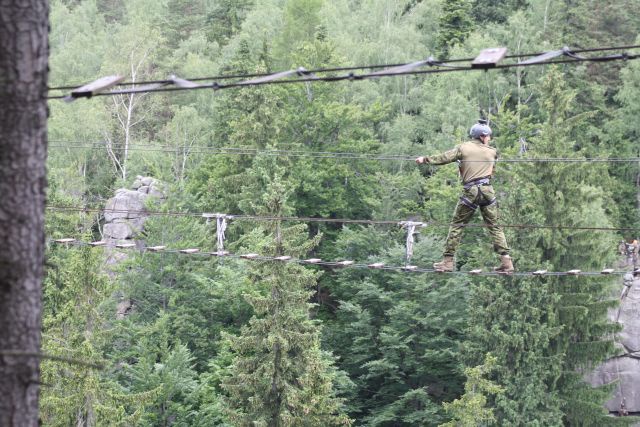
[470,119,492,139]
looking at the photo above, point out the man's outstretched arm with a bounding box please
[415,147,461,165]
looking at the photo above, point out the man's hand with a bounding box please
[415,156,429,164]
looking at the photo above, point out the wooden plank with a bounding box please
[147,245,166,252]
[567,269,581,275]
[470,269,482,274]
[115,243,136,249]
[89,241,106,246]
[303,258,322,264]
[179,248,200,254]
[368,262,385,269]
[240,253,260,259]
[472,47,507,69]
[533,269,547,275]
[275,256,292,261]
[54,238,75,244]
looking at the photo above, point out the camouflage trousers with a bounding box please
[443,183,510,256]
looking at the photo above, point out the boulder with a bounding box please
[104,190,148,222]
[103,222,134,240]
[588,356,640,413]
[149,187,165,199]
[589,274,640,415]
[132,175,144,189]
[102,176,166,239]
[116,299,133,319]
[101,177,166,317]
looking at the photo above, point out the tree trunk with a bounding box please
[0,1,49,426]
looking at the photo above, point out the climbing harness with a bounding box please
[460,177,496,210]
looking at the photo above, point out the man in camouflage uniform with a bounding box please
[416,120,513,273]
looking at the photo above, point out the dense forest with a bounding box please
[42,0,640,425]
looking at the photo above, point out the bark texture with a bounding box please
[0,1,49,426]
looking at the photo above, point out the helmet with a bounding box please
[470,119,492,139]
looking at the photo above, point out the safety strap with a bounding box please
[399,221,424,265]
[463,177,490,190]
[481,197,496,207]
[460,194,496,210]
[460,196,478,210]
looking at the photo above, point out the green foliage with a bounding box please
[45,0,640,424]
[222,173,352,425]
[125,318,199,426]
[273,0,325,67]
[441,354,504,427]
[206,0,255,46]
[471,0,528,24]
[41,244,151,426]
[323,232,467,425]
[464,276,564,425]
[436,0,474,57]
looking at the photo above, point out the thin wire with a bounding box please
[48,143,415,161]
[51,238,627,277]
[46,205,640,232]
[47,44,640,92]
[47,143,640,164]
[46,49,640,100]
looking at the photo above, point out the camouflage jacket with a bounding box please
[427,139,497,184]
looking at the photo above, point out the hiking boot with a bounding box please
[434,256,454,272]
[494,255,514,274]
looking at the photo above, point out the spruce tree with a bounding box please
[527,68,625,426]
[41,243,150,426]
[222,166,351,426]
[459,67,629,426]
[482,67,626,425]
[441,354,504,427]
[436,0,474,57]
[463,276,564,425]
[322,228,467,425]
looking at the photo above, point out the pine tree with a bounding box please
[441,354,504,427]
[471,0,528,24]
[206,0,255,46]
[222,166,351,426]
[529,69,625,426]
[322,228,467,425]
[456,67,630,426]
[435,0,474,58]
[126,316,200,426]
[608,55,640,229]
[41,243,151,426]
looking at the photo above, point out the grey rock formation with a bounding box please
[103,176,165,241]
[116,299,134,320]
[102,177,166,319]
[588,271,640,418]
